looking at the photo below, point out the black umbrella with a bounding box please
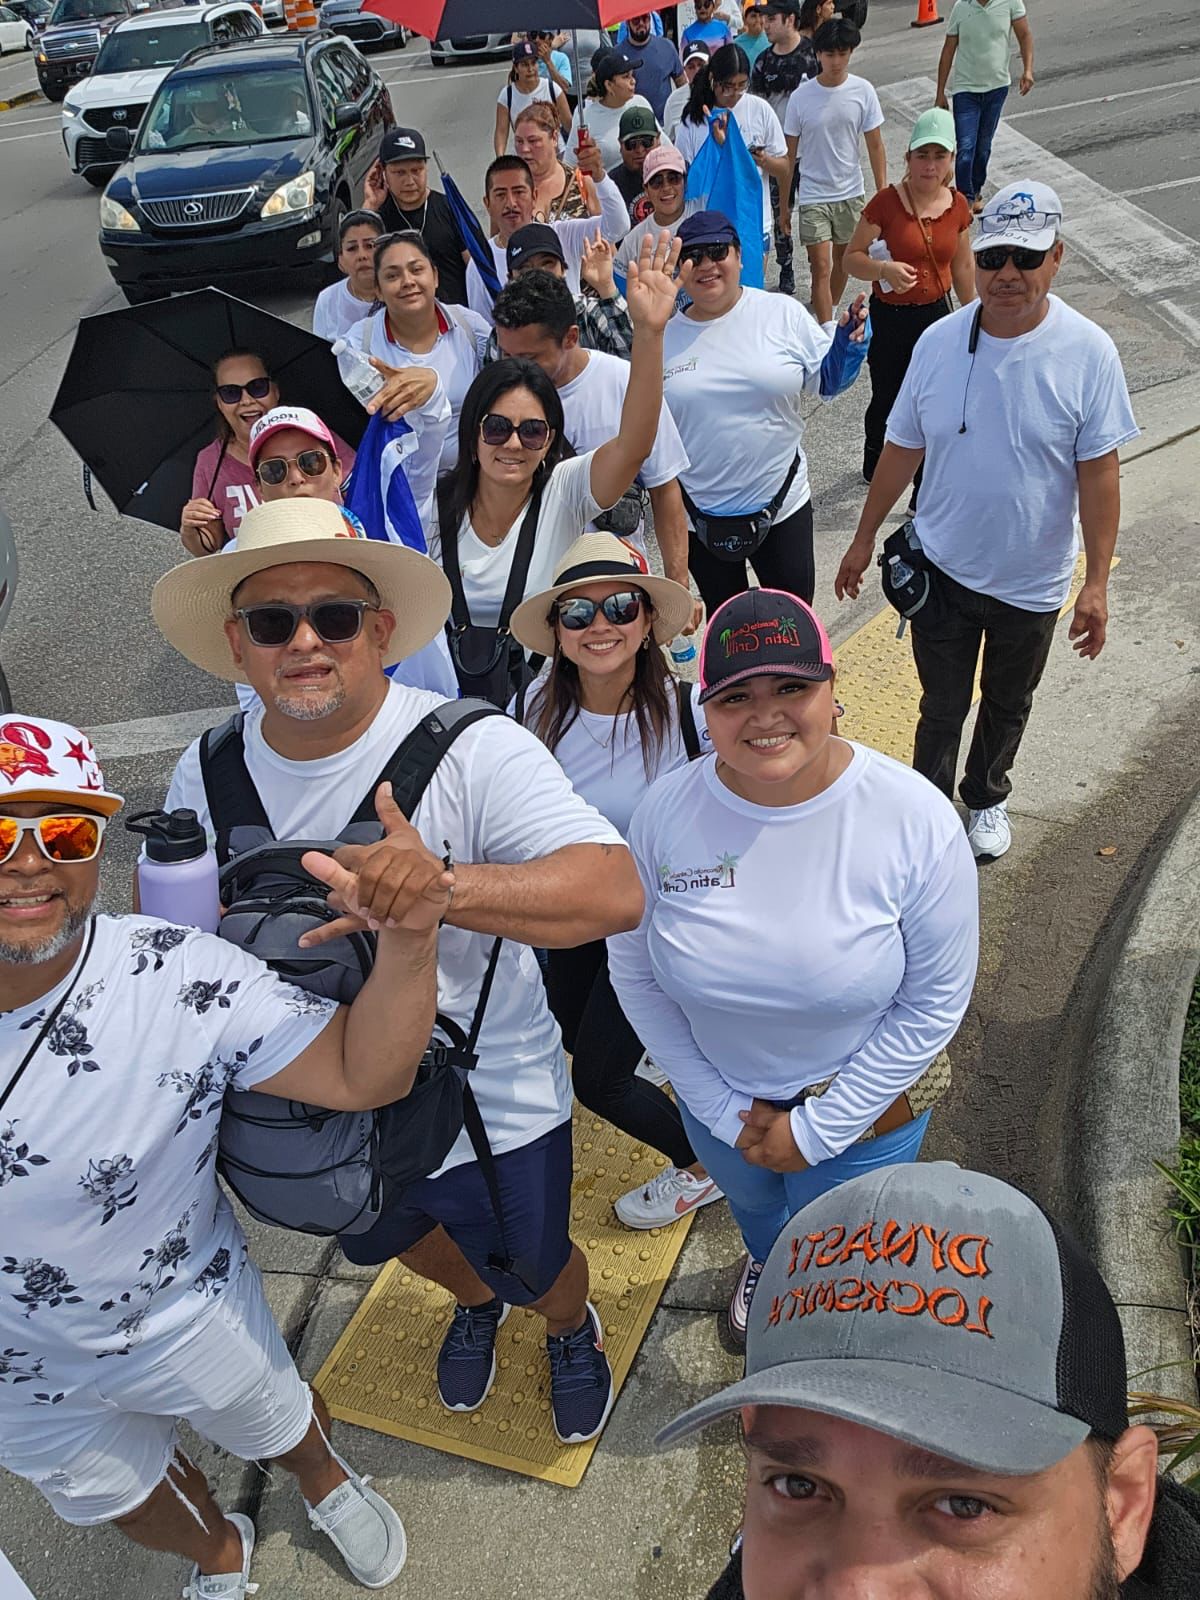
[51,288,366,533]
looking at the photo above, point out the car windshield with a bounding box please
[138,65,313,150]
[94,21,207,72]
[48,0,124,21]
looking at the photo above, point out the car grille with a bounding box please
[446,35,489,48]
[75,135,116,168]
[42,27,99,59]
[81,102,147,134]
[332,16,384,35]
[139,188,256,228]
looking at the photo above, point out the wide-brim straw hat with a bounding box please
[509,532,694,658]
[152,498,452,685]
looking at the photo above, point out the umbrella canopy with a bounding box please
[51,288,367,533]
[365,1,652,35]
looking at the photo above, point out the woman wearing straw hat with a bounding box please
[509,532,725,1231]
[608,587,979,1342]
[844,106,976,491]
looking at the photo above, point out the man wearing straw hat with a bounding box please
[151,498,644,1445]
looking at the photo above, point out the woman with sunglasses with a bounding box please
[675,42,789,275]
[844,107,976,490]
[342,231,491,474]
[609,586,979,1340]
[427,232,682,700]
[513,103,596,224]
[663,209,868,615]
[508,533,724,1230]
[495,39,570,159]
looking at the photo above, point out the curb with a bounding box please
[0,89,44,112]
[1072,782,1200,1402]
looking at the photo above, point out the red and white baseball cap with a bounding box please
[0,717,123,816]
[248,406,338,466]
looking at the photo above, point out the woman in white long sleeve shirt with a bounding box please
[607,586,979,1341]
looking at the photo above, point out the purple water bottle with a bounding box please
[126,809,220,934]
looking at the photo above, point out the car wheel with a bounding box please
[430,47,445,66]
[322,197,348,285]
[82,167,111,188]
[42,82,66,102]
[390,26,407,48]
[122,283,161,306]
[24,30,35,50]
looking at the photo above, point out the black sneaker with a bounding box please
[436,1297,508,1412]
[776,266,796,297]
[547,1301,614,1444]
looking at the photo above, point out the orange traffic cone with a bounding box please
[911,0,942,26]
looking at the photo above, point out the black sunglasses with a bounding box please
[233,600,377,648]
[623,135,657,152]
[215,376,273,405]
[680,241,732,266]
[975,245,1048,272]
[255,448,333,487]
[553,591,645,631]
[480,414,552,449]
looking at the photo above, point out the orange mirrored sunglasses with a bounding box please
[0,814,106,865]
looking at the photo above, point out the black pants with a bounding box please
[545,939,697,1171]
[770,169,800,273]
[862,295,950,486]
[687,498,815,614]
[910,568,1059,810]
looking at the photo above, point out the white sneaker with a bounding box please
[966,802,1011,860]
[614,1165,723,1229]
[183,1513,258,1599]
[728,1254,764,1344]
[633,1050,669,1087]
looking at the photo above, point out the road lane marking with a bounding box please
[0,112,58,127]
[0,127,58,142]
[1007,75,1200,120]
[880,75,1200,347]
[1121,175,1200,198]
[87,706,235,759]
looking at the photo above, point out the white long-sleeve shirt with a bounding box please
[608,743,979,1164]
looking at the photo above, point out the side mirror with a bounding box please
[332,101,361,132]
[106,125,133,153]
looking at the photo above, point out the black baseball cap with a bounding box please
[594,47,643,88]
[379,127,426,163]
[512,38,538,63]
[677,208,741,253]
[698,588,833,704]
[506,222,567,273]
[763,0,801,15]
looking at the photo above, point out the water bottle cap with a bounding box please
[124,808,210,863]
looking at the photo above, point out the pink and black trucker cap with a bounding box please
[248,406,337,466]
[697,588,834,705]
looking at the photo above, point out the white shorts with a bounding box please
[0,1264,311,1526]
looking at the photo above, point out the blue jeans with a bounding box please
[678,1100,932,1264]
[952,87,1009,201]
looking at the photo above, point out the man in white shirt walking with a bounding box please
[834,183,1139,862]
[783,17,885,323]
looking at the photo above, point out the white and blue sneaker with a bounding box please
[728,1254,764,1344]
[547,1301,614,1444]
[967,802,1011,861]
[436,1297,509,1413]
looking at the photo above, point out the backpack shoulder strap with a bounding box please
[675,678,702,761]
[436,477,472,632]
[349,699,507,824]
[198,712,269,864]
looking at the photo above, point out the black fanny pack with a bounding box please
[593,486,646,537]
[878,520,950,636]
[681,455,800,562]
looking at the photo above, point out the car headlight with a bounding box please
[61,100,80,118]
[99,194,139,231]
[35,49,46,62]
[261,170,315,219]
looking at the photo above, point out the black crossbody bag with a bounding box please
[680,454,801,563]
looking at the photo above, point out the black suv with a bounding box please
[99,32,393,304]
[36,0,153,102]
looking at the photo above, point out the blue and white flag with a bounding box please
[343,412,427,551]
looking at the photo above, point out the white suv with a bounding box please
[61,1,262,185]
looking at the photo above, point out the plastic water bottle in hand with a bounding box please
[332,338,385,406]
[868,238,894,293]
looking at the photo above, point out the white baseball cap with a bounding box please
[973,181,1063,253]
[0,717,123,816]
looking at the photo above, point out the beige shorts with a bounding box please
[799,195,865,246]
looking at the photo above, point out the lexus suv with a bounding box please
[99,32,393,303]
[62,3,262,186]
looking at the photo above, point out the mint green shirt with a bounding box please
[947,0,1027,94]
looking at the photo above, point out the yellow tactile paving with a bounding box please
[315,1110,696,1487]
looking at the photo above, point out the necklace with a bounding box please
[396,195,429,233]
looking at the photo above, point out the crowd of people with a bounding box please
[3,7,1184,1600]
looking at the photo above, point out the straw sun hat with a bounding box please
[510,532,694,658]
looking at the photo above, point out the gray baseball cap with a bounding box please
[657,1162,1129,1474]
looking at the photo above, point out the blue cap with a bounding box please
[677,209,740,251]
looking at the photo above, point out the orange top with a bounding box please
[863,185,972,308]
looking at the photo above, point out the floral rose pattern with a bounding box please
[176,978,240,1015]
[78,1155,138,1225]
[45,981,105,1078]
[0,1121,49,1186]
[129,924,188,975]
[2,1258,83,1319]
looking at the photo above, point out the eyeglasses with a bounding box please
[215,376,273,405]
[975,245,1048,271]
[553,591,645,631]
[680,241,732,266]
[0,813,105,865]
[233,600,378,648]
[255,448,334,486]
[479,414,552,449]
[623,135,657,152]
[646,172,681,189]
[978,207,1061,238]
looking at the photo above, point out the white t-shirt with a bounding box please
[497,75,558,133]
[886,296,1140,610]
[783,74,884,205]
[0,916,336,1404]
[515,677,711,836]
[562,94,659,171]
[662,83,690,142]
[608,744,979,1164]
[465,177,633,322]
[346,303,491,473]
[165,684,624,1175]
[662,287,831,519]
[427,451,608,630]
[674,94,787,235]
[313,279,379,344]
[614,199,703,273]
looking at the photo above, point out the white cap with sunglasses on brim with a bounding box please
[973,181,1063,255]
[151,498,453,685]
[0,717,123,816]
[509,532,694,659]
[248,406,338,468]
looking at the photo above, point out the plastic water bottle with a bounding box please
[889,556,914,587]
[868,237,894,293]
[669,634,697,667]
[126,809,220,934]
[331,338,385,406]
